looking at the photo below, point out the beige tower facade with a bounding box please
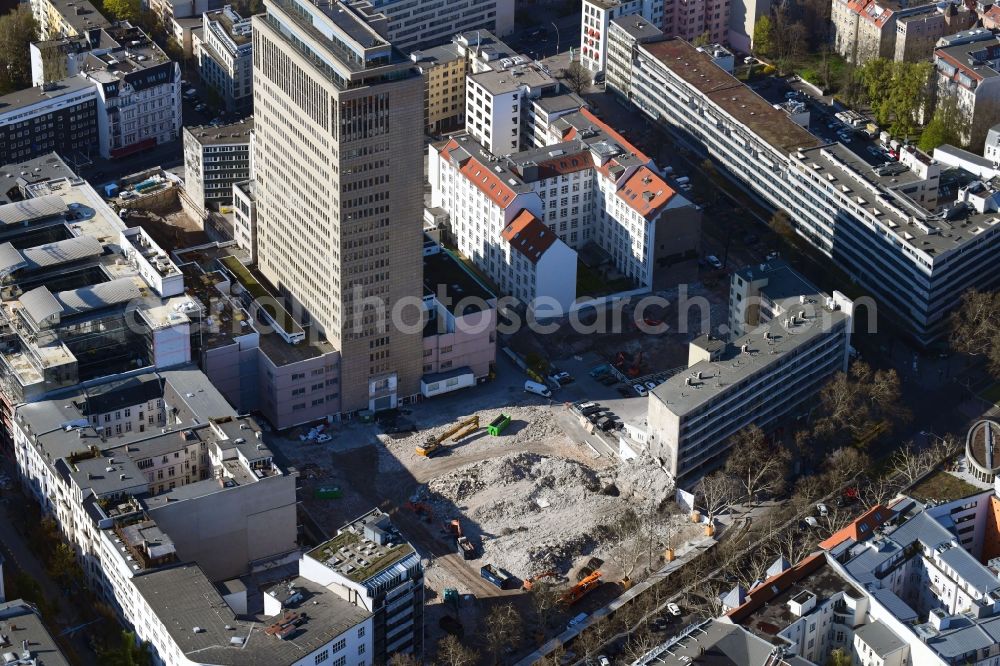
[252,0,424,414]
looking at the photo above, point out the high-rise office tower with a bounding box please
[252,0,424,413]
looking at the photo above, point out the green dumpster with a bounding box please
[487,413,511,436]
[314,486,343,499]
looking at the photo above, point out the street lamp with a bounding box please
[551,21,561,54]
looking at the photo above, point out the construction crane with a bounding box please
[522,571,558,591]
[416,415,479,457]
[559,570,602,606]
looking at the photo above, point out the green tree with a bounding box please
[47,542,82,586]
[826,648,852,666]
[692,31,710,47]
[102,0,141,22]
[857,59,933,137]
[97,631,152,666]
[0,6,39,94]
[752,15,773,57]
[919,92,963,152]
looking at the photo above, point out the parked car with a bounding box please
[804,516,819,528]
[766,250,780,260]
[316,433,332,443]
[524,381,552,398]
[706,255,723,270]
[633,384,648,397]
[816,503,829,517]
[644,380,658,390]
[666,602,682,616]
[549,371,573,385]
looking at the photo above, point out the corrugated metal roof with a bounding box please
[0,195,68,226]
[20,285,62,324]
[22,236,103,270]
[56,277,143,315]
[938,545,1000,595]
[0,242,26,274]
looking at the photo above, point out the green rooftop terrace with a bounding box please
[308,530,415,584]
[220,255,304,338]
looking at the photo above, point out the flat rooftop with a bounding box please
[185,117,253,146]
[639,39,820,155]
[609,13,664,40]
[635,618,779,665]
[132,564,370,666]
[423,248,495,316]
[0,599,73,666]
[470,64,555,96]
[0,76,95,115]
[40,0,109,35]
[307,510,416,585]
[795,144,1000,256]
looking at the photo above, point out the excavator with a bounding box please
[415,415,480,457]
[559,570,602,606]
[522,571,559,591]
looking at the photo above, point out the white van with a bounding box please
[524,380,552,398]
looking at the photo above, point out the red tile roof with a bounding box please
[818,504,894,551]
[617,166,675,219]
[725,553,826,624]
[440,138,519,208]
[534,151,595,179]
[579,108,650,162]
[501,210,556,263]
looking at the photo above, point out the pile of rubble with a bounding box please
[416,451,675,576]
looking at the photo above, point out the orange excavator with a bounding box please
[559,570,602,605]
[522,571,558,591]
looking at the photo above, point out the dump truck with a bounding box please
[560,570,602,605]
[487,413,511,436]
[416,415,479,456]
[457,536,477,560]
[480,564,513,589]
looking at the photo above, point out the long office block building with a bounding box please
[196,5,253,113]
[646,260,853,480]
[29,0,110,40]
[0,77,99,165]
[349,0,515,51]
[182,118,253,213]
[616,37,1000,345]
[252,0,425,413]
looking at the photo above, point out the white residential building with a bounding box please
[580,0,664,73]
[617,37,1000,346]
[182,117,253,213]
[466,61,558,156]
[985,123,1000,164]
[606,14,663,99]
[646,260,853,480]
[196,5,253,112]
[934,30,1000,146]
[429,109,701,312]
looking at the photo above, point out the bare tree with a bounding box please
[858,475,896,509]
[825,447,870,488]
[790,474,825,514]
[562,60,592,94]
[696,471,739,521]
[811,361,909,447]
[606,509,644,583]
[773,523,812,565]
[624,630,659,662]
[484,603,523,664]
[529,580,563,632]
[387,652,420,666]
[889,441,932,485]
[436,635,478,666]
[733,548,772,590]
[575,621,611,660]
[724,426,791,504]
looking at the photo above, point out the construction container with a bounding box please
[480,564,512,589]
[314,486,342,499]
[488,413,511,436]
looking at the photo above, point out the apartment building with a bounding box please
[148,0,223,27]
[985,123,1000,164]
[430,109,700,312]
[346,0,515,51]
[580,0,664,73]
[29,0,109,40]
[646,262,853,480]
[421,244,497,394]
[182,118,253,214]
[12,372,386,666]
[894,2,975,62]
[728,0,770,52]
[302,509,424,660]
[410,30,518,135]
[196,5,253,113]
[252,0,425,413]
[819,490,1000,666]
[935,30,1000,146]
[0,154,193,453]
[0,77,99,165]
[0,599,72,666]
[232,179,257,261]
[466,61,558,156]
[619,37,1000,345]
[83,25,182,159]
[832,0,900,62]
[606,14,663,100]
